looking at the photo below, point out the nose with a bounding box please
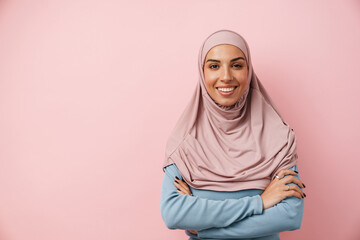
[221,66,232,82]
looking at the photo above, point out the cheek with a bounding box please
[204,71,217,89]
[238,71,248,85]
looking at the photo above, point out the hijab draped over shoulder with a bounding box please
[162,29,298,191]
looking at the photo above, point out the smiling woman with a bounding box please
[203,44,249,107]
[160,29,305,240]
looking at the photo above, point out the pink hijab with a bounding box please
[162,29,298,191]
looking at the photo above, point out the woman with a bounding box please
[160,29,305,240]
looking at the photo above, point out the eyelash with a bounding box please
[209,64,243,69]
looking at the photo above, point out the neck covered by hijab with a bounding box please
[163,29,298,191]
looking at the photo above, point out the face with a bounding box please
[203,44,249,107]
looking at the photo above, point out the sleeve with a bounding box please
[160,164,264,231]
[197,165,305,239]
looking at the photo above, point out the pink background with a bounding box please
[0,0,359,239]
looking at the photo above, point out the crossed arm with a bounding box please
[160,164,263,231]
[197,175,304,239]
[160,164,304,239]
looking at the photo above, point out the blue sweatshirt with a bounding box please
[160,164,304,240]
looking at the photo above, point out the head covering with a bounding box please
[162,29,298,191]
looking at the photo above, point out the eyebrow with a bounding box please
[206,57,245,63]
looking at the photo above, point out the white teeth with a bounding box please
[218,87,235,92]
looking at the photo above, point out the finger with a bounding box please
[178,188,192,195]
[174,180,185,191]
[181,185,192,195]
[282,176,305,189]
[285,189,304,199]
[285,184,305,198]
[176,188,186,195]
[176,179,192,193]
[174,182,187,194]
[174,181,192,195]
[174,180,184,191]
[282,176,305,188]
[174,177,185,185]
[277,169,298,179]
[180,181,191,193]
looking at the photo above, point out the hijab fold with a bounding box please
[163,30,297,191]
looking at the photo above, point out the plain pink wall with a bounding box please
[0,0,359,239]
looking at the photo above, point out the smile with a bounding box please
[217,87,235,92]
[216,86,238,96]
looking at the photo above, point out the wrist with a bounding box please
[256,194,264,213]
[260,194,266,210]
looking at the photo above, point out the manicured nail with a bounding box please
[175,176,179,180]
[294,171,298,174]
[304,193,307,197]
[177,188,180,191]
[303,183,306,188]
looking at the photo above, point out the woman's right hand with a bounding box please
[260,169,306,210]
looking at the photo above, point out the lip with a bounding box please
[216,85,238,89]
[216,86,237,96]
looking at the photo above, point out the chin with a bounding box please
[216,99,237,107]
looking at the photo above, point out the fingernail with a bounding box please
[175,176,179,180]
[303,183,306,188]
[294,171,298,174]
[177,188,180,191]
[304,193,307,197]
[174,179,178,183]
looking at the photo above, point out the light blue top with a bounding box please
[160,164,304,240]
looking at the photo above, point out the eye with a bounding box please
[209,64,219,69]
[233,64,243,68]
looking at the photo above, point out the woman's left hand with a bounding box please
[174,176,192,195]
[174,177,198,235]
